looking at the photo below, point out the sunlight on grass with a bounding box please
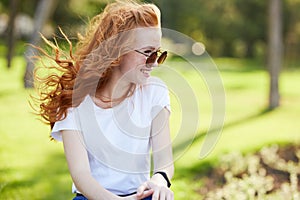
[0,56,299,199]
[0,57,73,199]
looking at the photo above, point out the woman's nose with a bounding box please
[146,60,158,68]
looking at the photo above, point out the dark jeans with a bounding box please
[142,196,152,200]
[73,194,87,200]
[73,193,152,200]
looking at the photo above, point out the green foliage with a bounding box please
[154,0,300,59]
[2,0,300,60]
[52,0,107,37]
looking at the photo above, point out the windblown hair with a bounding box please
[33,0,160,129]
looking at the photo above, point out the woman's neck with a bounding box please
[100,73,132,98]
[94,73,134,108]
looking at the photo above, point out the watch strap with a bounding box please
[154,171,171,188]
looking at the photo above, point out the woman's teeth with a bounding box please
[141,69,150,73]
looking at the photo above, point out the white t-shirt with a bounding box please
[51,77,170,196]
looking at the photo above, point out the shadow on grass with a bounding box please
[0,151,73,200]
[214,58,266,72]
[36,151,73,200]
[173,107,272,179]
[0,90,16,98]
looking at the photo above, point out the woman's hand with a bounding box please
[121,189,154,200]
[136,180,174,200]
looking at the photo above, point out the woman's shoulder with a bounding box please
[135,77,169,105]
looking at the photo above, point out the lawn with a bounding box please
[0,56,299,199]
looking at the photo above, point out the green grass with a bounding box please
[0,57,73,200]
[0,56,299,199]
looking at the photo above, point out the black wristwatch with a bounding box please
[154,171,171,188]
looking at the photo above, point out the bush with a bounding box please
[200,144,300,200]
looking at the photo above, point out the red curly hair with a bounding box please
[33,0,160,129]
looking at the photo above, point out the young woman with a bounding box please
[34,0,174,200]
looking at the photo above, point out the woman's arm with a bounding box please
[137,108,174,200]
[151,108,174,181]
[62,130,120,200]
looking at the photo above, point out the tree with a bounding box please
[267,0,283,109]
[5,0,19,69]
[23,0,58,88]
[235,0,267,58]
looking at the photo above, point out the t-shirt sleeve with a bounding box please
[148,77,171,119]
[51,108,81,141]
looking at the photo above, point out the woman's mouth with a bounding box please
[140,69,151,77]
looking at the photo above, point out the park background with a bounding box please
[0,0,300,199]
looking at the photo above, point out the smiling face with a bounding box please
[116,27,162,85]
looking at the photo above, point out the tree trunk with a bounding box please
[267,0,283,109]
[6,0,19,69]
[23,0,58,88]
[245,40,254,58]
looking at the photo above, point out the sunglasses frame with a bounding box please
[135,49,168,65]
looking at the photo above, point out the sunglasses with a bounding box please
[135,49,168,65]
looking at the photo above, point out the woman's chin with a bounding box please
[135,75,150,85]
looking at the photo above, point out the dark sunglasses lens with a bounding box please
[146,52,157,64]
[157,51,167,64]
